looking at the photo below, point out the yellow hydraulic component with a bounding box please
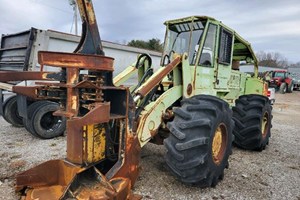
[83,124,106,163]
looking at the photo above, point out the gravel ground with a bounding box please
[0,92,299,200]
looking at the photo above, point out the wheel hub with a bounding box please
[212,124,227,165]
[261,111,269,138]
[41,112,60,130]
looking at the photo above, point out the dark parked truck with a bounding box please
[0,28,161,138]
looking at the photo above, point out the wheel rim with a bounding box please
[40,111,62,132]
[212,123,227,165]
[261,111,269,138]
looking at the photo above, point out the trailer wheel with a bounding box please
[164,95,233,187]
[23,101,54,137]
[287,81,293,93]
[279,82,287,94]
[232,94,272,151]
[2,96,15,123]
[31,102,66,139]
[3,96,23,127]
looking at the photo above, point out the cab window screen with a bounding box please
[218,28,233,65]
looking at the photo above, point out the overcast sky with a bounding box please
[1,0,300,63]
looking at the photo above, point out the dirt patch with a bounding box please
[0,92,299,199]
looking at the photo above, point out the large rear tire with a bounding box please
[30,102,66,139]
[232,94,272,151]
[3,96,23,127]
[164,95,233,187]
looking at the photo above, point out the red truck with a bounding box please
[268,70,294,94]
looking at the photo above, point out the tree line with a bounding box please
[256,51,300,68]
[127,38,163,52]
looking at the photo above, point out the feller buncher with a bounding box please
[0,0,272,199]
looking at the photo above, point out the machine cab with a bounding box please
[162,17,215,67]
[162,16,260,98]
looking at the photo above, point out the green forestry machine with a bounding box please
[0,0,272,199]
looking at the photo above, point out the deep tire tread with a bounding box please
[164,139,184,161]
[175,137,209,151]
[173,108,191,120]
[240,114,261,123]
[165,156,183,177]
[244,104,263,111]
[167,122,186,140]
[232,107,246,117]
[240,125,261,136]
[175,154,207,170]
[232,94,272,150]
[164,95,233,187]
[178,119,211,129]
[195,95,225,111]
[186,105,217,116]
[233,117,245,129]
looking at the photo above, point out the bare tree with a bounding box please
[256,51,288,68]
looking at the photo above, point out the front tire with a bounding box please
[279,82,287,94]
[164,95,233,187]
[232,94,272,151]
